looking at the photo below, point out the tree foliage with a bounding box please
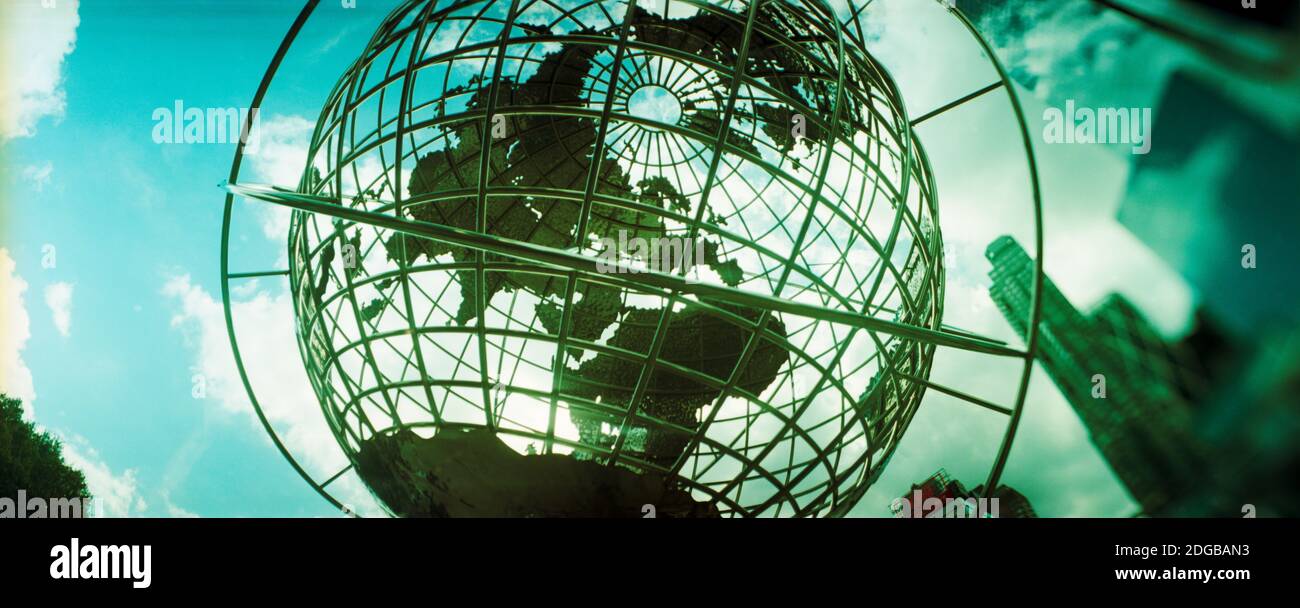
[0,393,89,500]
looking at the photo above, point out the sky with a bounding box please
[0,0,1227,517]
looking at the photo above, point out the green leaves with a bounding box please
[0,394,89,503]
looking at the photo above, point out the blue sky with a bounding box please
[1,0,1230,517]
[0,0,394,516]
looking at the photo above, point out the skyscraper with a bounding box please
[985,236,1209,515]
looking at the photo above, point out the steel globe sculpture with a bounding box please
[223,0,1045,517]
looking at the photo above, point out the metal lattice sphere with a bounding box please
[242,0,946,517]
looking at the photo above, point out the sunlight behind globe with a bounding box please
[261,0,943,517]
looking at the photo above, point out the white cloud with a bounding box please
[2,251,143,515]
[162,492,199,518]
[244,114,315,239]
[162,273,380,515]
[961,0,1183,113]
[0,0,81,140]
[22,161,54,191]
[240,113,393,239]
[44,281,73,337]
[59,433,145,517]
[0,249,36,412]
[166,111,389,515]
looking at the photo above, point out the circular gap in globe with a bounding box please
[625,85,682,131]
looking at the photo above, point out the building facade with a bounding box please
[985,236,1210,515]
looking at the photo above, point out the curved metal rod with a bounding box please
[219,0,356,515]
[834,0,1045,509]
[942,5,1047,499]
